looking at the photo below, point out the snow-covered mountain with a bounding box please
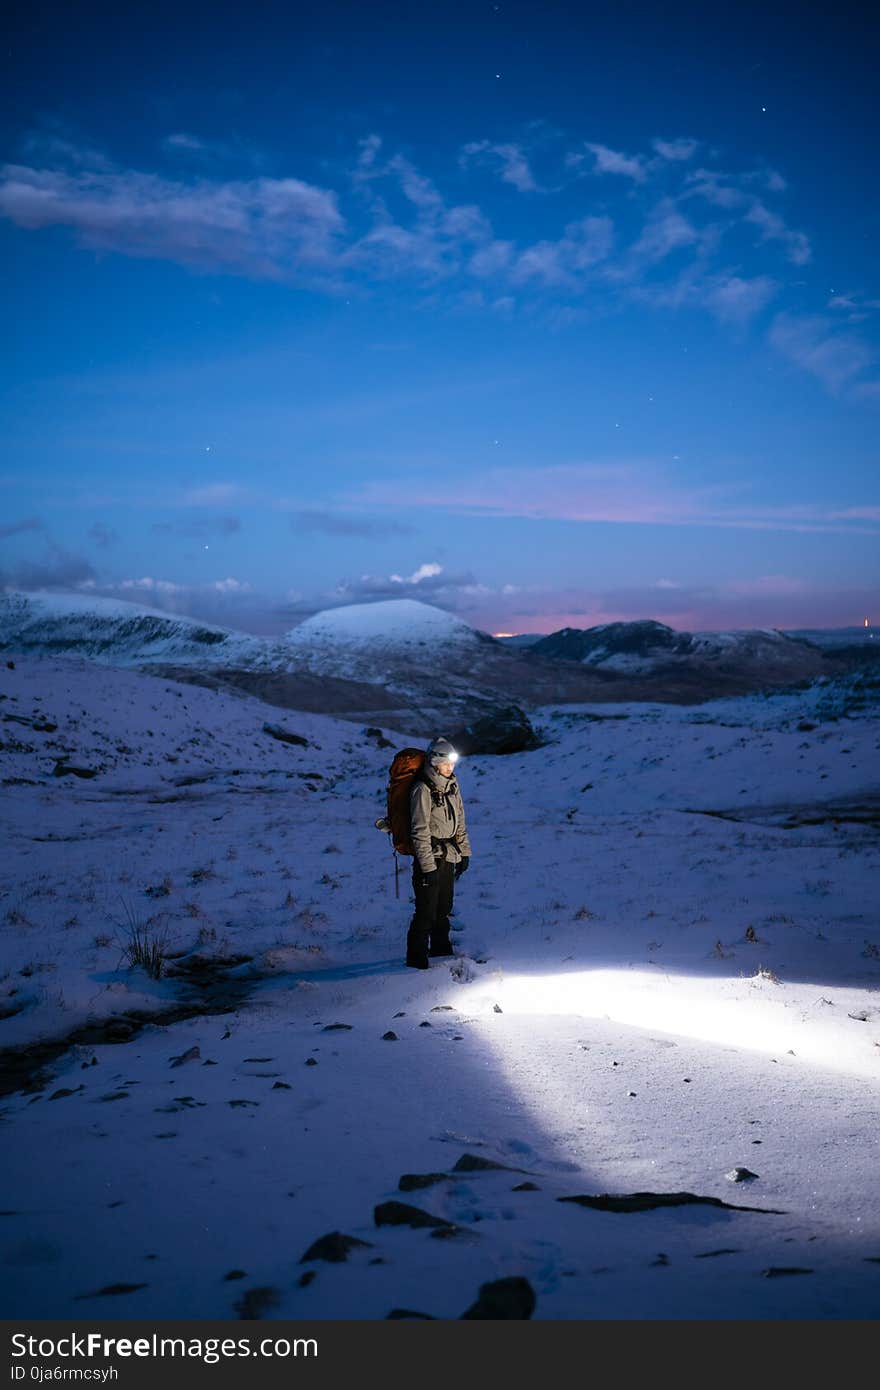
[0,592,530,744]
[494,632,544,648]
[0,590,288,669]
[283,597,495,672]
[501,626,878,652]
[0,592,494,677]
[531,619,694,668]
[3,594,876,735]
[528,618,825,678]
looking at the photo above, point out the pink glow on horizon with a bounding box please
[472,599,875,635]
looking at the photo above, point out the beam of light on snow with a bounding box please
[470,968,879,1080]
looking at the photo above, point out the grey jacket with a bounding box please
[410,763,472,874]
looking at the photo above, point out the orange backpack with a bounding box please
[384,747,427,855]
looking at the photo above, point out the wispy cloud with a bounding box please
[769,311,878,394]
[631,265,780,325]
[152,515,241,537]
[723,574,811,597]
[0,547,97,590]
[64,574,261,629]
[745,167,788,193]
[2,127,872,404]
[652,137,700,162]
[117,576,187,595]
[179,483,249,507]
[20,130,116,172]
[290,510,415,537]
[163,133,206,153]
[330,562,478,603]
[828,506,880,522]
[116,574,251,596]
[851,380,880,401]
[682,170,811,266]
[511,216,614,287]
[578,142,648,182]
[0,129,828,315]
[160,132,267,169]
[697,271,779,325]
[0,516,45,539]
[682,167,747,210]
[565,136,699,186]
[351,462,714,527]
[348,137,491,280]
[0,158,346,282]
[625,198,701,265]
[460,140,540,192]
[350,462,880,534]
[745,201,811,265]
[826,289,880,323]
[467,239,515,277]
[87,521,118,548]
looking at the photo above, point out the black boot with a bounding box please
[406,927,429,969]
[429,941,454,958]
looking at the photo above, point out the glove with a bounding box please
[454,856,470,880]
[419,869,438,889]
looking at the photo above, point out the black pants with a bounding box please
[407,858,455,963]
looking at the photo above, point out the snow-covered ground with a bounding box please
[1,655,878,1320]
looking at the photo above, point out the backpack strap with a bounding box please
[422,775,458,837]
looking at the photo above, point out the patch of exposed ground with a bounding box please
[0,951,258,1098]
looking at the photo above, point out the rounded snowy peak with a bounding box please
[285,599,482,649]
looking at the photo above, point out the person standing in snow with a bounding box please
[407,737,472,969]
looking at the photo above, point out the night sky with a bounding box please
[2,0,878,635]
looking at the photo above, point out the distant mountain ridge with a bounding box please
[0,592,495,670]
[2,591,876,731]
[530,619,693,667]
[528,619,816,674]
[0,592,518,738]
[0,590,289,670]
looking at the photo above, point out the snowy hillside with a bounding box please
[1,655,879,1319]
[529,619,825,678]
[0,593,525,736]
[4,595,873,734]
[0,593,494,679]
[0,590,290,670]
[788,627,879,648]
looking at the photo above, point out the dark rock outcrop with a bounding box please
[558,1190,786,1214]
[262,722,309,747]
[451,1153,526,1174]
[374,1201,452,1230]
[449,705,540,756]
[398,1173,450,1192]
[300,1232,374,1263]
[460,1276,536,1320]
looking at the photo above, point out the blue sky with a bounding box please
[2,0,878,634]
